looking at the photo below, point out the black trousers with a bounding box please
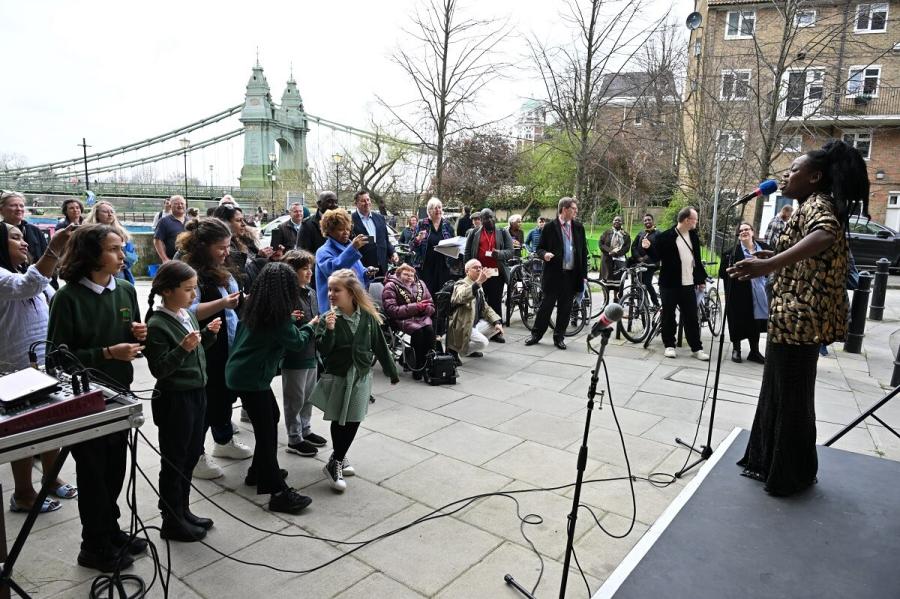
[410,325,436,370]
[152,388,206,519]
[481,274,505,322]
[204,362,236,445]
[532,269,578,341]
[70,430,128,552]
[641,265,659,306]
[238,389,286,495]
[660,285,703,352]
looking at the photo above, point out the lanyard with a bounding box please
[561,220,572,241]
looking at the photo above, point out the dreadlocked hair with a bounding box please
[241,262,302,331]
[328,269,382,324]
[145,261,197,323]
[805,139,870,228]
[176,217,232,287]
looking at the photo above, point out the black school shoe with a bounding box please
[160,517,207,543]
[244,468,288,487]
[286,441,318,457]
[269,488,312,514]
[184,509,214,530]
[111,530,148,555]
[77,545,134,572]
[303,432,327,447]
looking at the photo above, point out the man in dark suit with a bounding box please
[643,206,709,361]
[350,190,397,276]
[271,202,305,250]
[300,191,338,257]
[525,197,588,350]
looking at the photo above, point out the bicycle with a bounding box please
[584,260,655,342]
[697,277,722,336]
[504,254,544,327]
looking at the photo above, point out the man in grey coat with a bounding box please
[463,209,515,342]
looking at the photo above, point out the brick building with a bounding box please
[683,0,900,231]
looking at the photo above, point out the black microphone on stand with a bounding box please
[726,179,779,211]
[587,302,624,341]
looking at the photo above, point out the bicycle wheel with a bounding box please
[618,286,650,343]
[505,269,523,327]
[585,277,609,319]
[519,280,542,331]
[563,292,590,337]
[706,288,722,336]
[643,306,662,349]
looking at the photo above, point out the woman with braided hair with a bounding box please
[728,139,869,497]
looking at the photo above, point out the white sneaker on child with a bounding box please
[212,438,253,460]
[192,454,224,480]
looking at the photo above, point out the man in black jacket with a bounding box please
[630,213,659,306]
[525,197,588,350]
[351,190,397,277]
[456,206,474,236]
[644,206,709,360]
[272,202,305,250]
[300,191,338,257]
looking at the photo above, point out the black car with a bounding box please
[849,216,900,270]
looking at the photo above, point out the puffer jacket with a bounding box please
[381,274,434,335]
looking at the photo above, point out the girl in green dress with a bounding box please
[311,268,399,491]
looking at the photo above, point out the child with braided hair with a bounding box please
[144,261,221,542]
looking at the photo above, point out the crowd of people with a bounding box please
[0,139,868,576]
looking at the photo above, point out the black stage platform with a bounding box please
[595,428,900,599]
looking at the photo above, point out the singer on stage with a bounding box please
[728,139,869,497]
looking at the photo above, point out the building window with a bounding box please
[888,193,899,208]
[717,131,745,159]
[721,70,751,100]
[843,130,872,159]
[725,11,756,39]
[780,135,803,153]
[847,65,881,96]
[694,41,702,56]
[796,9,817,27]
[781,69,825,117]
[855,3,888,32]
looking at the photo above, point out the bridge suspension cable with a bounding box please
[6,105,242,175]
[45,129,244,179]
[305,113,432,153]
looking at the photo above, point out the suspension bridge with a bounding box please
[1,61,428,212]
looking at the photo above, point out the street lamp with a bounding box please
[268,151,278,219]
[179,137,190,205]
[332,153,343,201]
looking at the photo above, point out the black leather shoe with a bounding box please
[524,336,540,346]
[731,349,742,363]
[160,517,207,543]
[111,530,148,555]
[78,546,134,572]
[746,351,765,364]
[467,351,484,358]
[490,334,506,343]
[184,509,214,530]
[553,339,567,350]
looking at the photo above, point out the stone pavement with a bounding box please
[5,282,899,598]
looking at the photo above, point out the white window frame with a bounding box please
[780,134,803,153]
[720,69,752,100]
[779,68,826,117]
[843,129,873,159]
[887,192,900,207]
[854,3,888,33]
[717,130,746,160]
[846,65,881,97]
[796,9,817,27]
[725,10,756,39]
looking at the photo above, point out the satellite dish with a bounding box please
[686,12,703,30]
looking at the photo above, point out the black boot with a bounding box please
[731,349,742,363]
[160,516,207,543]
[184,508,214,530]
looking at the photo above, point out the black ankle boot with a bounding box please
[160,516,207,542]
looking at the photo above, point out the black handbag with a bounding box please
[422,341,457,385]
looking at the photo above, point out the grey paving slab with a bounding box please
[382,454,513,509]
[434,395,530,428]
[573,511,650,582]
[493,388,590,419]
[481,441,603,489]
[361,403,456,442]
[333,573,427,599]
[381,383,470,411]
[413,421,522,466]
[334,430,435,484]
[448,375,533,402]
[564,427,677,473]
[495,411,590,450]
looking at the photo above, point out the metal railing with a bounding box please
[779,85,900,120]
[0,178,272,201]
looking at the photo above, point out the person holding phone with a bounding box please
[462,209,515,341]
[446,259,504,364]
[351,191,397,277]
[314,208,370,311]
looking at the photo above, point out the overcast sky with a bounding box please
[1,0,693,183]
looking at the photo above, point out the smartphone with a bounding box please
[486,268,499,278]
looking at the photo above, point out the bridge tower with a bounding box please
[239,61,310,197]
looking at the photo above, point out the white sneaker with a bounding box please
[232,421,241,435]
[664,347,677,358]
[192,454,224,480]
[692,350,710,361]
[342,458,356,477]
[212,438,253,460]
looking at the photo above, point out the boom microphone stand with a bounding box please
[505,327,612,599]
[674,205,738,478]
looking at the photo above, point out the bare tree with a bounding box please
[381,0,511,198]
[343,122,409,214]
[528,0,669,210]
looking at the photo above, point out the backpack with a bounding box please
[432,279,458,337]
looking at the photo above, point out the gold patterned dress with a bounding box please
[738,194,849,496]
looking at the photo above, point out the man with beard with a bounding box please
[630,213,659,306]
[599,215,630,281]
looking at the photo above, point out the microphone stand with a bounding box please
[674,203,737,478]
[505,327,611,599]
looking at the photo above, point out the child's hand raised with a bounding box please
[324,311,336,330]
[291,310,304,320]
[206,317,222,334]
[180,331,202,351]
[308,315,320,326]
